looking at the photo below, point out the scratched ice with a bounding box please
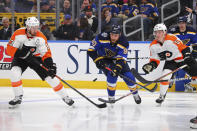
[0,87,197,131]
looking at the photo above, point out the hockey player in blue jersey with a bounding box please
[168,16,197,92]
[87,24,141,104]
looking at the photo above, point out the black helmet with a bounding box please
[111,24,121,34]
[178,16,187,23]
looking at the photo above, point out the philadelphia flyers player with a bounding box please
[7,17,74,108]
[142,23,197,104]
[87,24,141,104]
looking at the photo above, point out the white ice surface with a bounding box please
[0,87,197,131]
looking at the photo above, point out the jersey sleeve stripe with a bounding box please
[99,40,110,43]
[41,52,52,61]
[7,44,18,57]
[117,44,125,49]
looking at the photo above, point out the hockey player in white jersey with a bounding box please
[7,17,74,108]
[142,23,197,104]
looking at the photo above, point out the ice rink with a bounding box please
[0,87,197,131]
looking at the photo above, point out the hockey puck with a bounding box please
[93,78,97,82]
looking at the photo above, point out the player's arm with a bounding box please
[37,37,56,78]
[87,36,106,69]
[142,45,160,74]
[7,32,31,59]
[111,43,129,76]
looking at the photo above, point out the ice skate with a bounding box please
[184,83,196,92]
[62,96,74,106]
[190,116,197,129]
[133,93,141,104]
[9,95,23,109]
[108,96,115,103]
[155,94,166,104]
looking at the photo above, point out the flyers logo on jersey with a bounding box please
[30,47,36,53]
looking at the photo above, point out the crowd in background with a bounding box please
[0,0,195,41]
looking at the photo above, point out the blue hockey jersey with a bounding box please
[88,32,129,60]
[168,26,197,57]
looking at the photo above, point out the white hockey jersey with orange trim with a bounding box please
[149,34,188,65]
[7,27,51,61]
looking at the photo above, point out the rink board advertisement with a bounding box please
[0,41,169,91]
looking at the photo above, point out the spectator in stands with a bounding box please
[61,0,71,15]
[49,0,56,11]
[0,17,11,40]
[53,14,79,40]
[101,7,114,32]
[3,0,11,12]
[81,0,97,14]
[76,15,93,40]
[31,1,37,13]
[140,0,159,40]
[40,20,52,40]
[186,6,197,15]
[118,0,139,19]
[15,0,34,13]
[84,5,98,33]
[40,1,55,13]
[101,0,119,17]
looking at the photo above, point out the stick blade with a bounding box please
[130,68,150,83]
[97,102,107,108]
[98,98,115,103]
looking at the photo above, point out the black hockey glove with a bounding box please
[94,57,107,69]
[44,58,57,78]
[111,64,122,77]
[142,61,157,74]
[158,51,172,60]
[48,63,57,78]
[182,47,195,66]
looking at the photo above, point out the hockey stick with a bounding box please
[98,86,145,103]
[127,57,150,60]
[130,64,188,83]
[104,67,158,92]
[40,64,107,108]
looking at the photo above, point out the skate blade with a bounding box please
[190,123,197,129]
[156,103,162,107]
[9,104,20,109]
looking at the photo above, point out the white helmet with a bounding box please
[25,17,40,27]
[153,23,167,32]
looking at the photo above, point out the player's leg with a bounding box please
[122,72,141,104]
[106,71,118,103]
[45,76,74,106]
[8,58,28,108]
[28,57,74,106]
[155,69,172,104]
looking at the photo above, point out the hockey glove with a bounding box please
[142,61,157,74]
[44,58,57,78]
[182,47,195,66]
[48,63,57,78]
[111,64,122,77]
[158,51,172,60]
[94,57,107,69]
